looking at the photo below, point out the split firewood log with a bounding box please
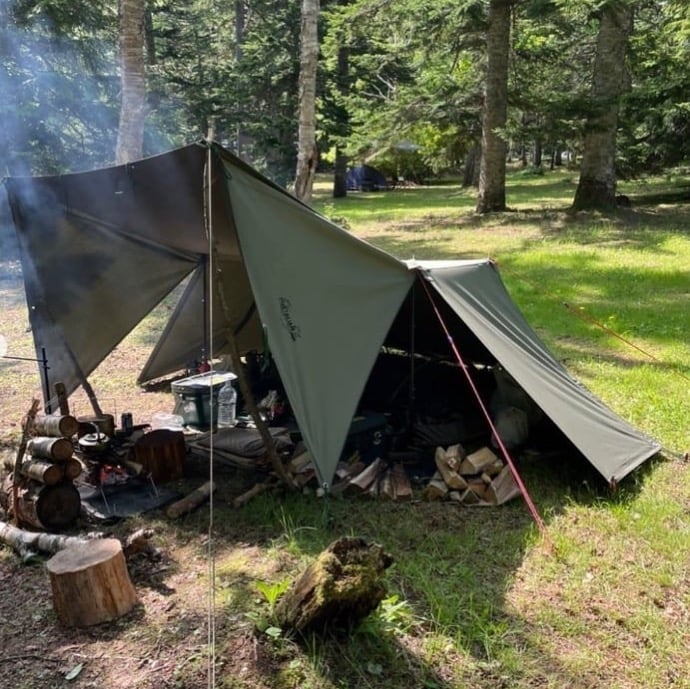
[459,446,499,475]
[390,463,412,500]
[275,536,393,633]
[485,465,521,505]
[423,471,449,501]
[444,444,466,470]
[379,469,395,500]
[434,446,468,490]
[346,457,384,493]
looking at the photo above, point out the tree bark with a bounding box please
[234,0,252,161]
[275,537,393,633]
[293,0,320,204]
[332,40,350,198]
[572,2,634,211]
[0,520,94,563]
[47,539,138,627]
[116,0,147,164]
[476,0,511,213]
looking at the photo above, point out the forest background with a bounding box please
[1,0,690,213]
[1,3,690,688]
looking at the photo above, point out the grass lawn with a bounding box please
[0,167,689,689]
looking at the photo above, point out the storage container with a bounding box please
[171,371,237,429]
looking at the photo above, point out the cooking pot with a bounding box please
[78,431,110,454]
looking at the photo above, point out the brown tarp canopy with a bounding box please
[4,141,660,486]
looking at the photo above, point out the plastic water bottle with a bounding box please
[217,381,237,428]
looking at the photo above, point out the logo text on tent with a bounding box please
[279,297,302,342]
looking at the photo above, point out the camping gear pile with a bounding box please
[3,141,661,500]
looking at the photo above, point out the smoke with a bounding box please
[0,1,191,177]
[0,1,125,176]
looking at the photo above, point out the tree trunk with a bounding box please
[534,138,543,167]
[572,2,634,211]
[476,0,511,213]
[275,537,393,633]
[116,0,147,164]
[234,0,252,161]
[293,0,320,204]
[462,142,481,188]
[332,40,350,198]
[333,145,348,198]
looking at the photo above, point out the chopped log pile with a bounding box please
[1,413,83,531]
[426,444,521,506]
[276,442,519,506]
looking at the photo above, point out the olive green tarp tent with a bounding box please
[3,141,660,488]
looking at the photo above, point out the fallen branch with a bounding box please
[0,520,98,564]
[232,482,270,509]
[165,481,216,520]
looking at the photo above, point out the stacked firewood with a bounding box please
[1,414,83,531]
[424,444,520,506]
[283,442,519,506]
[286,448,413,500]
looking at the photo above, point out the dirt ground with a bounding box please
[0,257,282,689]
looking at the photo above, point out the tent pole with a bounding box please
[203,144,294,488]
[201,255,209,368]
[407,283,416,433]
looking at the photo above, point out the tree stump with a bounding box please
[134,429,186,483]
[46,538,138,627]
[274,537,393,634]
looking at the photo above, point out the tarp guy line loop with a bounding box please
[561,301,690,385]
[495,260,690,386]
[419,276,549,538]
[204,143,217,689]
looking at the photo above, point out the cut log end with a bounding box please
[47,538,138,627]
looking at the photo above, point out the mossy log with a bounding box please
[274,536,393,634]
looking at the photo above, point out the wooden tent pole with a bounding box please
[203,143,295,488]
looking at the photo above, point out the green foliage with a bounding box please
[0,0,119,174]
[245,578,291,637]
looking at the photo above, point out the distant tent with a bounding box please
[346,165,388,191]
[3,141,660,488]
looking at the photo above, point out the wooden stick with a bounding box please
[12,400,40,526]
[165,481,216,519]
[54,382,70,416]
[232,482,269,509]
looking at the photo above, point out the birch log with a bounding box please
[0,520,94,563]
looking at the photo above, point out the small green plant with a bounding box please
[319,202,352,230]
[244,578,291,638]
[255,578,291,615]
[356,594,418,637]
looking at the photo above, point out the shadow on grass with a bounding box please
[143,441,661,689]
